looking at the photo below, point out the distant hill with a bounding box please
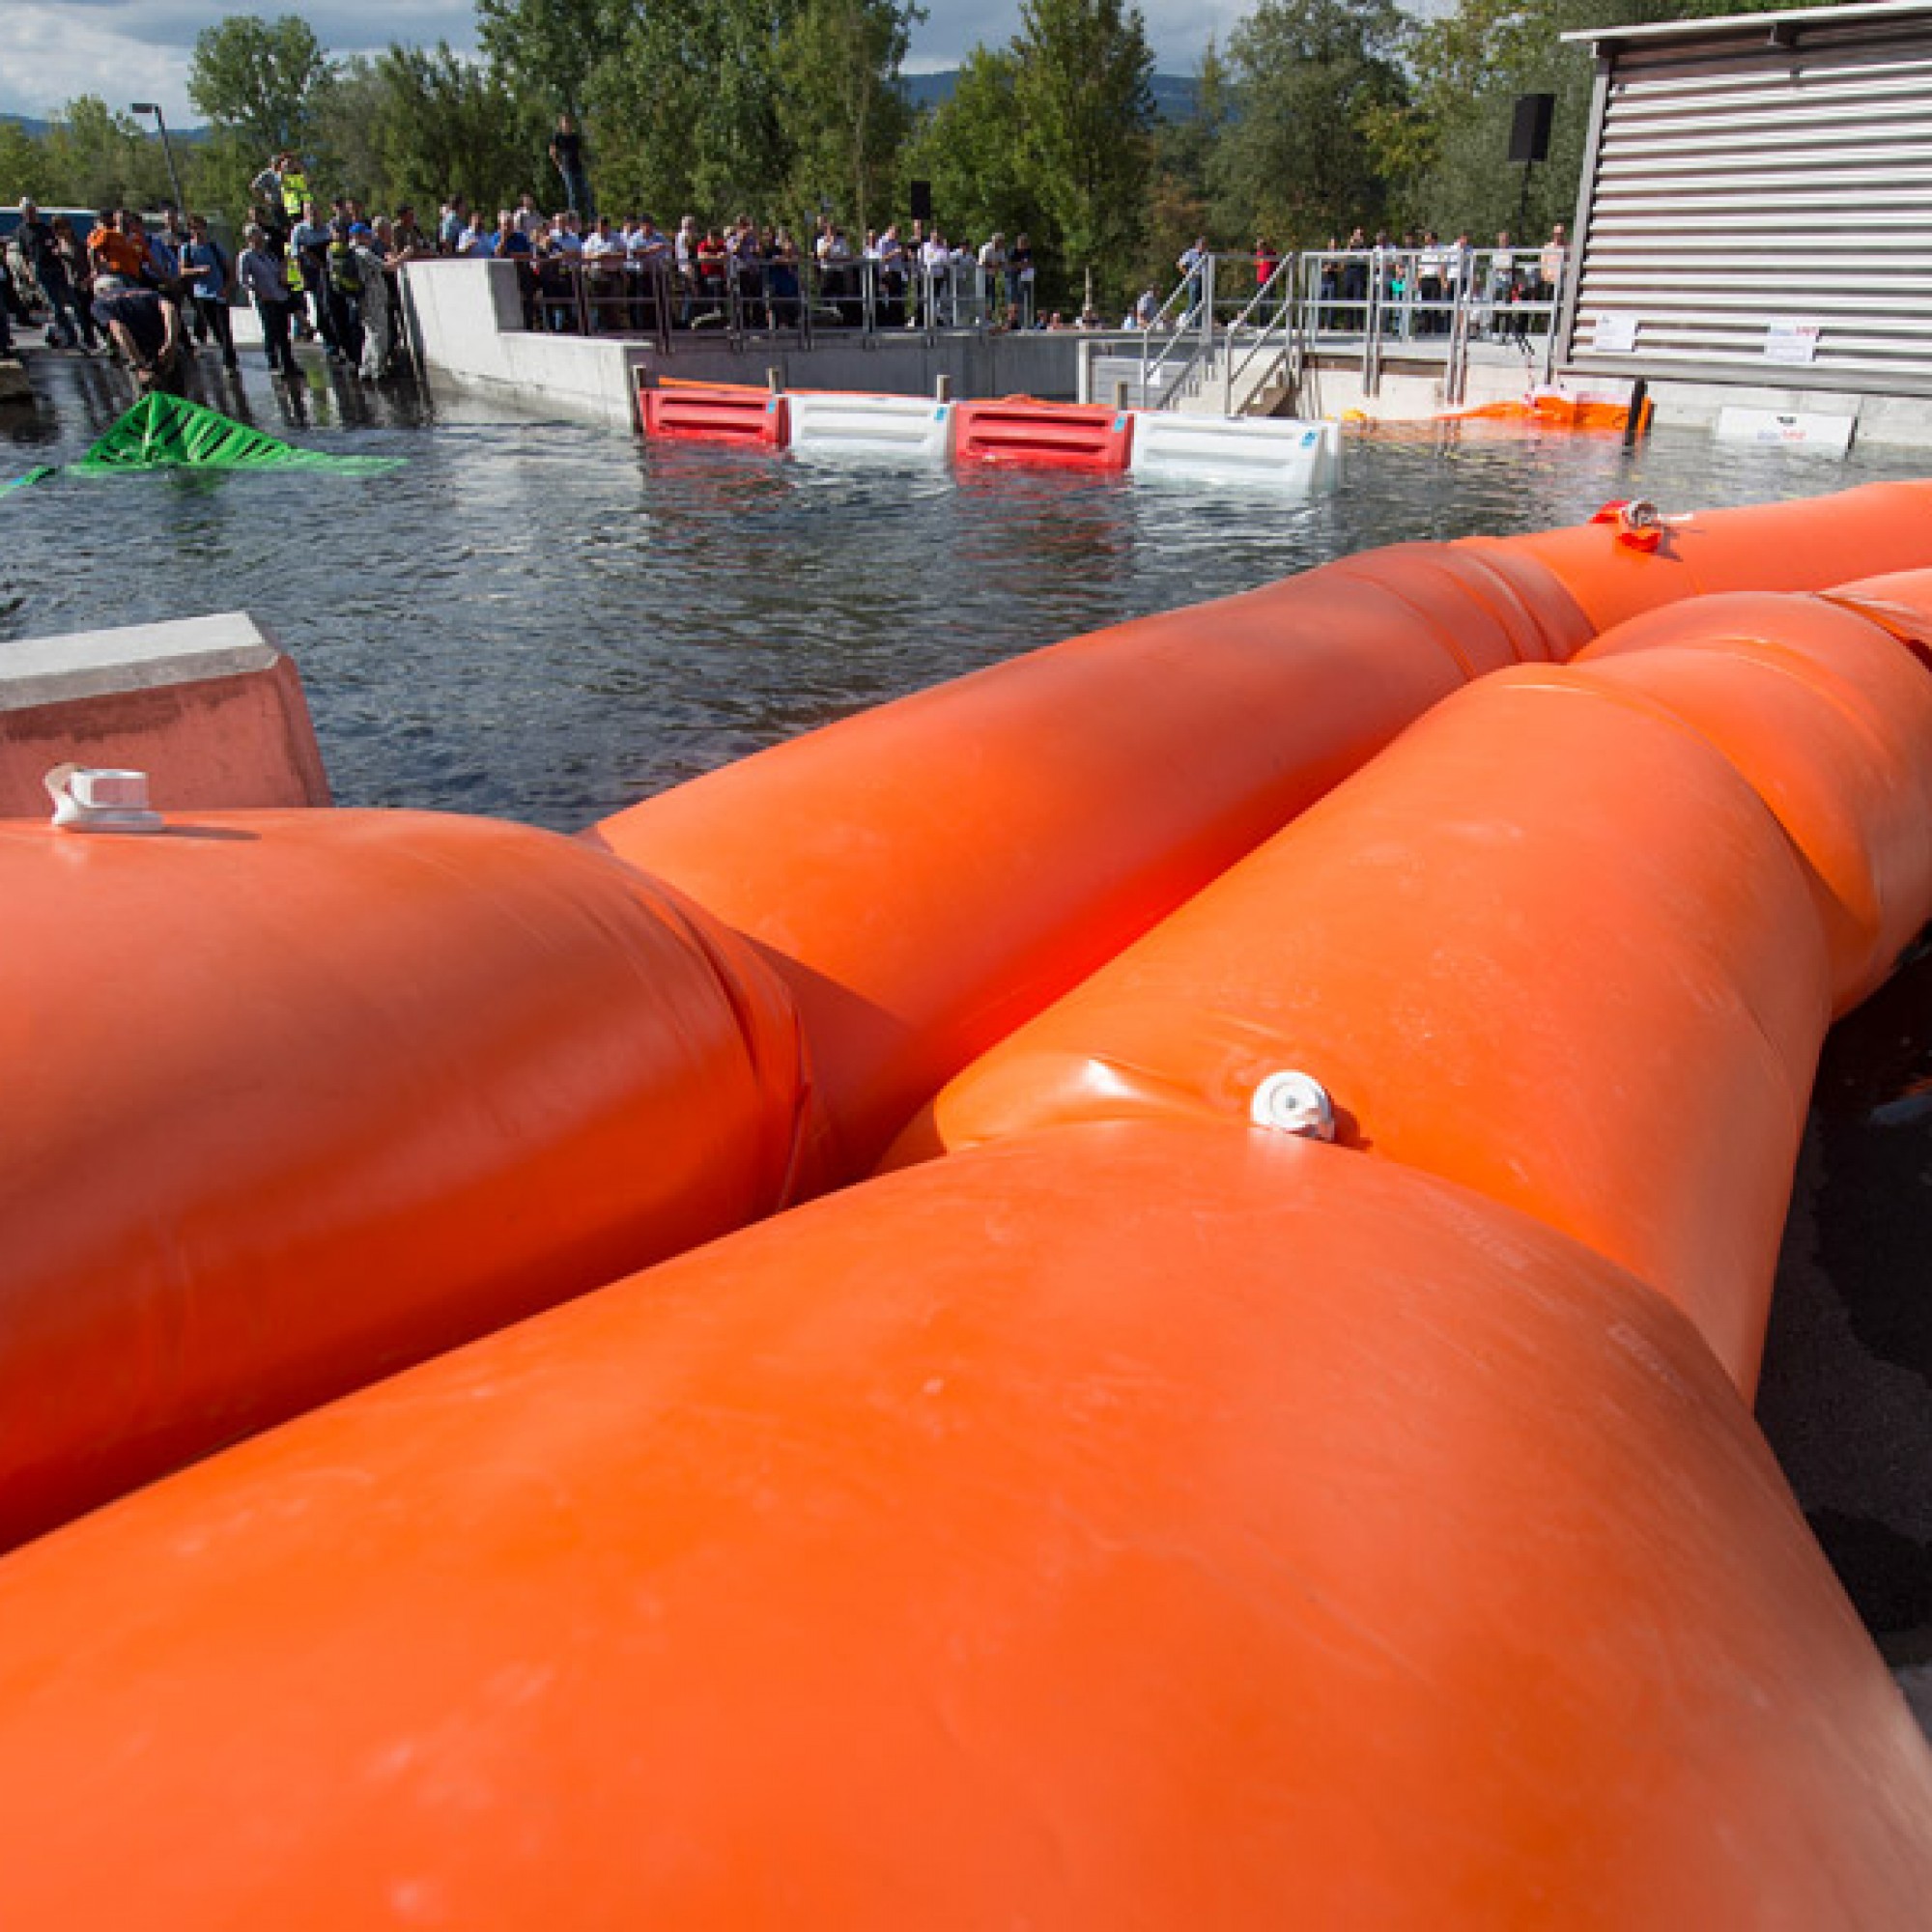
[1,110,209,140]
[902,71,1199,120]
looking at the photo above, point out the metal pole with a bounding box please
[1623,378,1649,448]
[130,103,185,212]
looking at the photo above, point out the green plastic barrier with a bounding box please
[6,394,401,491]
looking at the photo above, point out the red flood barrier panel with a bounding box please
[888,668,1847,1396]
[952,397,1134,470]
[588,541,1595,1186]
[0,1123,1928,1926]
[639,383,790,446]
[0,809,807,1551]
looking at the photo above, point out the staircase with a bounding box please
[1092,336,1298,418]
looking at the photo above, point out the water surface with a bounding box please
[8,355,1927,830]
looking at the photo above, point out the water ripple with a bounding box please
[5,357,1927,831]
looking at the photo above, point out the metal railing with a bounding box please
[1120,247,1567,409]
[518,251,1014,353]
[508,243,1567,400]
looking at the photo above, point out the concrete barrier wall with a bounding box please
[400,260,649,428]
[0,612,327,818]
[400,257,1093,419]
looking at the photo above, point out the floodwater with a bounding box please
[5,351,1932,1662]
[9,351,1932,831]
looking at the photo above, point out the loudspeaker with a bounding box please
[1509,94,1554,165]
[910,179,933,223]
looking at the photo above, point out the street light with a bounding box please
[128,102,185,213]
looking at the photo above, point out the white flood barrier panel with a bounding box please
[1713,407,1856,457]
[787,394,956,466]
[1130,415,1342,493]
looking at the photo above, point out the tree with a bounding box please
[901,46,1045,254]
[1214,0,1410,247]
[779,0,923,232]
[361,45,549,217]
[0,123,54,206]
[1141,40,1230,292]
[187,14,334,158]
[475,0,626,120]
[41,98,171,212]
[592,0,802,221]
[1012,0,1155,310]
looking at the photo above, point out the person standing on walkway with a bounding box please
[14,201,91,349]
[183,214,239,372]
[1535,223,1568,331]
[290,200,338,356]
[1176,235,1208,327]
[239,224,301,380]
[550,114,595,223]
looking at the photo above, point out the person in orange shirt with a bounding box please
[87,209,152,284]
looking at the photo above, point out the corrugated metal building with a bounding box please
[1560,0,1932,397]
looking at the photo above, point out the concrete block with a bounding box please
[0,611,328,820]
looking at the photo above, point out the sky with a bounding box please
[0,0,1253,125]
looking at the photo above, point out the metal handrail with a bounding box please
[1217,255,1298,414]
[518,242,1569,402]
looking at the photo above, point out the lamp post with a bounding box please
[128,102,185,213]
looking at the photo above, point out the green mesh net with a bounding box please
[8,393,402,490]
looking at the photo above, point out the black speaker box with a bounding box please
[1509,94,1554,165]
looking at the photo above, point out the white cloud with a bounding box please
[0,1,476,122]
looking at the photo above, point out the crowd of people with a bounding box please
[2,120,1579,391]
[1,174,427,392]
[438,192,1087,339]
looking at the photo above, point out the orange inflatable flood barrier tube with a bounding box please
[1467,477,1932,637]
[2,1122,1928,1926]
[0,808,807,1553]
[889,667,1853,1395]
[588,482,1932,1188]
[1574,582,1932,1013]
[587,540,1599,1185]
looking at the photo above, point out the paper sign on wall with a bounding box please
[1763,321,1822,365]
[1592,312,1639,354]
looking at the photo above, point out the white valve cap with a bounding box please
[1249,1069,1336,1142]
[44,764,164,835]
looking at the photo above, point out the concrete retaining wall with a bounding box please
[401,260,649,429]
[400,258,1094,423]
[0,612,328,819]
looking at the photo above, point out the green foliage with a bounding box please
[901,47,1042,250]
[778,0,923,232]
[476,0,626,120]
[185,128,270,226]
[0,122,56,205]
[41,98,172,213]
[1012,0,1155,308]
[362,45,549,217]
[591,0,801,220]
[1138,39,1228,290]
[187,14,334,156]
[1214,0,1410,248]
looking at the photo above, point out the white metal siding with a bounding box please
[1568,16,1932,387]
